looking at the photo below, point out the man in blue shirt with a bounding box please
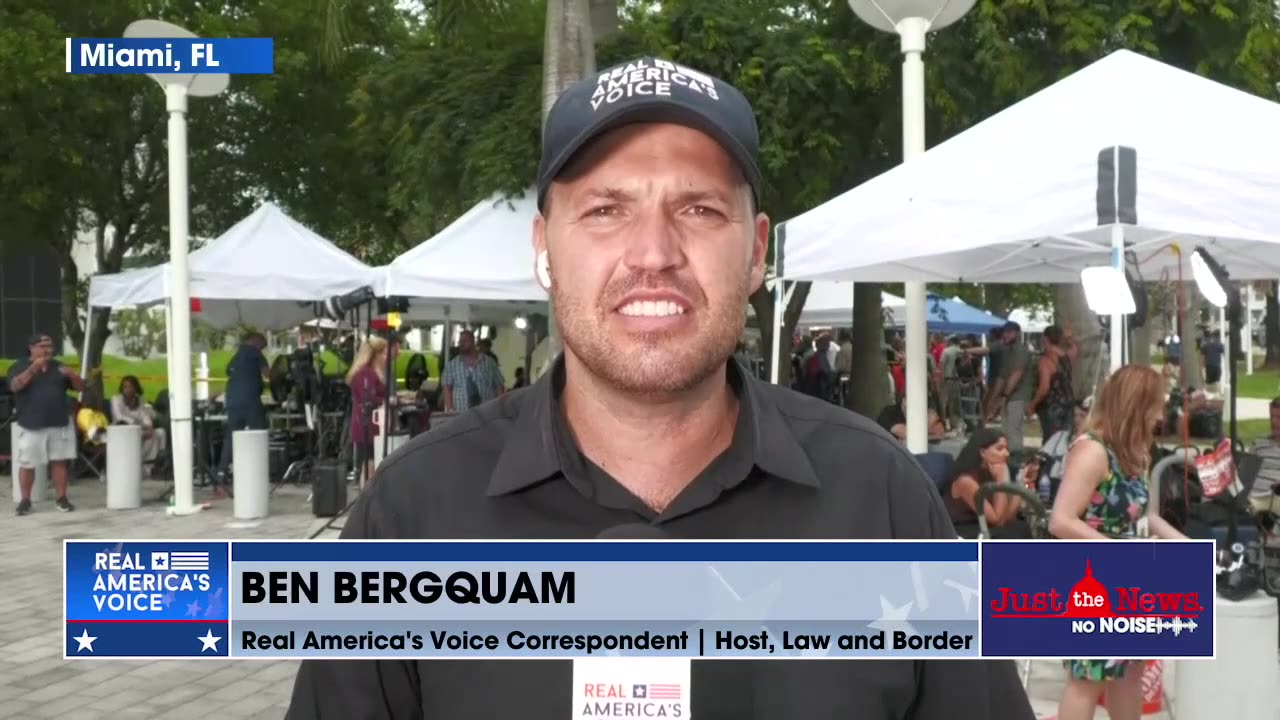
[217,332,270,490]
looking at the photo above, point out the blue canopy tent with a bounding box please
[887,293,1005,334]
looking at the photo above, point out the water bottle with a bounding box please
[1037,472,1051,505]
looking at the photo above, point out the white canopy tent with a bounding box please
[379,190,547,307]
[790,282,904,328]
[778,50,1280,285]
[776,50,1280,445]
[88,203,378,329]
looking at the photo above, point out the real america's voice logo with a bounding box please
[987,559,1203,636]
[92,549,213,612]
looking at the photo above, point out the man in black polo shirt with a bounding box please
[217,332,269,490]
[288,58,1034,719]
[7,333,84,515]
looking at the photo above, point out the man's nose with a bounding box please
[620,209,686,274]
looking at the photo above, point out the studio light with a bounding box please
[1079,266,1135,316]
[513,316,529,331]
[1191,247,1229,309]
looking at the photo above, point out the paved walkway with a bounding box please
[1,475,1167,719]
[0,477,320,719]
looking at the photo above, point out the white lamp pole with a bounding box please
[124,20,228,515]
[848,0,976,453]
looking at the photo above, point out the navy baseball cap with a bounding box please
[537,57,762,209]
[27,333,50,346]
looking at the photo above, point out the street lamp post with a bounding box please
[124,20,228,515]
[847,0,976,453]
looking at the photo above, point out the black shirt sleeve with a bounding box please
[286,487,424,720]
[883,449,1036,720]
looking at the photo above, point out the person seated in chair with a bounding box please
[875,396,945,445]
[943,428,1037,538]
[76,386,109,446]
[111,375,167,469]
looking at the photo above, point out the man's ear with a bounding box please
[532,213,551,290]
[749,213,770,293]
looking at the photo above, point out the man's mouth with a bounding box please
[616,299,688,318]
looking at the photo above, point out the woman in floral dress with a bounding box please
[1047,365,1188,720]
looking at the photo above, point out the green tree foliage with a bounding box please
[0,0,408,372]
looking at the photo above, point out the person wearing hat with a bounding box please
[6,333,83,515]
[288,58,1033,719]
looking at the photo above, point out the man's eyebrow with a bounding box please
[577,187,635,205]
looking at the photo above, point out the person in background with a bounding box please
[441,329,504,413]
[1248,397,1280,512]
[988,322,1031,452]
[1200,332,1224,389]
[511,367,528,390]
[1040,398,1091,497]
[802,334,836,401]
[7,333,82,515]
[477,337,500,366]
[939,335,964,435]
[834,330,853,377]
[929,332,945,369]
[1049,365,1187,720]
[345,336,389,488]
[1029,323,1077,442]
[76,383,110,450]
[943,428,1039,538]
[111,375,167,467]
[218,331,270,493]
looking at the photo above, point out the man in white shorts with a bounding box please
[7,333,83,515]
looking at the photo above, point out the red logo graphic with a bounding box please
[988,559,1203,620]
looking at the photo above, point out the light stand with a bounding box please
[847,0,976,453]
[124,20,228,516]
[1191,246,1250,583]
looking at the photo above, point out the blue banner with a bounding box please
[67,38,273,75]
[65,541,230,658]
[980,540,1215,658]
[229,541,980,660]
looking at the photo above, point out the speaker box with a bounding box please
[311,461,347,517]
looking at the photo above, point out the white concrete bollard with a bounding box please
[10,422,48,503]
[232,429,270,520]
[1174,591,1280,719]
[105,424,143,510]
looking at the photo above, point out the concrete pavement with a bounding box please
[0,477,317,719]
[0,475,1162,719]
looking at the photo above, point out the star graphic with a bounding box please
[204,587,225,618]
[697,566,788,653]
[943,579,980,612]
[198,629,222,652]
[185,600,202,617]
[73,628,97,652]
[868,595,917,637]
[160,592,176,608]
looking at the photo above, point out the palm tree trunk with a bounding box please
[537,0,596,379]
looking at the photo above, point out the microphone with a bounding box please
[595,524,671,540]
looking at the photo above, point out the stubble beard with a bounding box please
[552,278,750,398]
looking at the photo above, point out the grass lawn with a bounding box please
[1235,368,1280,400]
[0,350,439,402]
[1172,417,1271,445]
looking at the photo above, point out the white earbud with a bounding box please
[536,250,552,289]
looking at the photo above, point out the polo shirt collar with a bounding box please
[487,355,820,496]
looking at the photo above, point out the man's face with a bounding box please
[30,337,52,359]
[458,332,475,354]
[534,123,768,396]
